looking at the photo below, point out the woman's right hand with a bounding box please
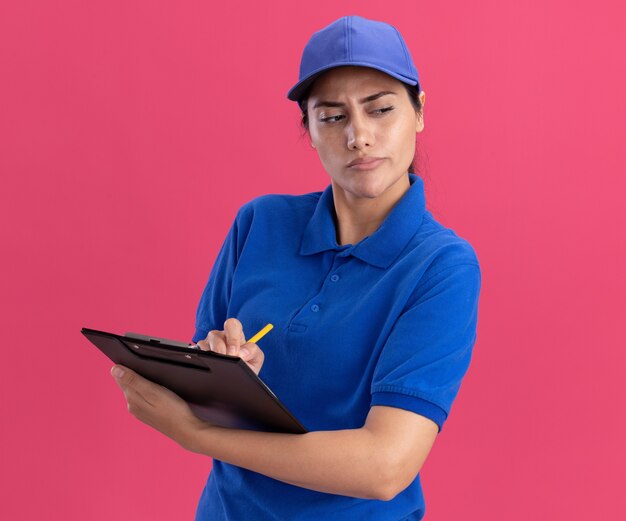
[196,318,265,376]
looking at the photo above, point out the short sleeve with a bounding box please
[370,262,482,432]
[191,211,243,344]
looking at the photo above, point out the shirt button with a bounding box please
[311,304,320,312]
[330,274,340,282]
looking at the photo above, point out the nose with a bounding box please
[346,112,374,150]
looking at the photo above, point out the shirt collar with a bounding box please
[300,173,426,268]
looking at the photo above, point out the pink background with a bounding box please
[1,1,624,519]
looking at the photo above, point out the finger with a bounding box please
[196,339,209,351]
[224,318,246,356]
[111,366,151,416]
[122,384,151,417]
[111,365,158,406]
[207,330,227,354]
[239,342,264,364]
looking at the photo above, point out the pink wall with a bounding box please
[1,1,624,519]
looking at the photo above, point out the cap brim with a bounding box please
[287,62,419,102]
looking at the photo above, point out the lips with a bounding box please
[347,157,385,171]
[348,156,382,166]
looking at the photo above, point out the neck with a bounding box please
[332,174,411,246]
[333,204,385,245]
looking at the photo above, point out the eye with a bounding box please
[372,106,394,115]
[320,114,344,123]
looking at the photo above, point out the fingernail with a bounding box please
[111,366,125,378]
[239,348,250,359]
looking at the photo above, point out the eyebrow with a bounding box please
[312,91,397,109]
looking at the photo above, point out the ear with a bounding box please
[415,90,426,133]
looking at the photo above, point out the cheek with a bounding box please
[311,129,343,160]
[308,136,336,172]
[384,120,416,159]
[316,147,342,172]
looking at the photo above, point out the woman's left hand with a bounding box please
[111,365,209,451]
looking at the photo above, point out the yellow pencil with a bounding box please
[247,323,274,344]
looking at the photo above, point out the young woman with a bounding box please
[111,15,482,521]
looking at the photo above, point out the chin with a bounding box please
[348,178,390,199]
[332,167,402,199]
[352,172,394,193]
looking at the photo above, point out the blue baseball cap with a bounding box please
[286,15,421,103]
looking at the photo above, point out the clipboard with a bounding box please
[81,327,307,434]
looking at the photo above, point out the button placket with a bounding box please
[288,252,350,332]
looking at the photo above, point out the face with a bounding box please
[307,66,425,205]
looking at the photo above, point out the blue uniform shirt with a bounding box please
[192,173,482,520]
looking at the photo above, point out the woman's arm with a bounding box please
[189,405,438,501]
[111,366,438,501]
